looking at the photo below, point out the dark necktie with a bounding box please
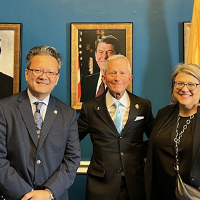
[112,101,123,134]
[96,81,105,97]
[34,102,43,139]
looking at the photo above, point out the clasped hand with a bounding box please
[21,190,51,200]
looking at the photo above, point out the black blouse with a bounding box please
[152,112,196,200]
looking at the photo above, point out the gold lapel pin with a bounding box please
[54,110,58,114]
[135,104,139,109]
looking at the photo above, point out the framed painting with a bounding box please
[0,23,21,99]
[183,22,191,62]
[71,22,133,109]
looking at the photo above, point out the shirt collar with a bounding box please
[27,89,50,106]
[106,90,130,109]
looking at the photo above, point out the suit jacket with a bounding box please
[78,91,154,200]
[0,90,81,200]
[0,72,13,99]
[145,104,200,200]
[80,72,100,102]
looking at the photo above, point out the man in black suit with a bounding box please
[78,55,154,200]
[80,35,120,102]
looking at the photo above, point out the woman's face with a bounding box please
[173,72,200,110]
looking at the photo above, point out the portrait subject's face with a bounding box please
[25,55,60,100]
[102,57,132,100]
[95,43,116,73]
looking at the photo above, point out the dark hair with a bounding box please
[26,45,62,72]
[96,35,120,54]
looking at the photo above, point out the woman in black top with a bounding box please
[145,63,200,200]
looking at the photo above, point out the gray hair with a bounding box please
[104,55,131,74]
[26,45,62,72]
[171,63,200,104]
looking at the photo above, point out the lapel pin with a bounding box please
[135,104,139,109]
[54,110,58,114]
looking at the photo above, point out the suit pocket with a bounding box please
[87,165,105,178]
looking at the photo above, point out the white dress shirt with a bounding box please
[106,90,130,128]
[27,89,49,121]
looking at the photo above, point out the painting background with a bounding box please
[0,30,14,78]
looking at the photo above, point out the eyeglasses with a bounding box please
[174,81,200,91]
[28,69,59,78]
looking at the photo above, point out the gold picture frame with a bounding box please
[183,22,191,63]
[71,23,133,109]
[0,23,21,98]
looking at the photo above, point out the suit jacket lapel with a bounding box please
[37,95,58,149]
[95,94,118,134]
[152,105,178,141]
[18,91,38,147]
[123,93,140,133]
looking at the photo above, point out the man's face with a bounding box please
[102,57,132,100]
[25,55,60,100]
[95,43,116,72]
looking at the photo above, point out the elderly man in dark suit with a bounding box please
[0,45,81,200]
[78,55,154,200]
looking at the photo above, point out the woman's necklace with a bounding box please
[174,114,194,169]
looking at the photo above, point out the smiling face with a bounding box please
[95,43,116,73]
[102,56,132,100]
[173,72,200,111]
[25,55,60,100]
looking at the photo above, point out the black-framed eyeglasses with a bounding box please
[28,69,59,78]
[174,81,200,91]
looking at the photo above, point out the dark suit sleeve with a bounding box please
[0,104,32,199]
[78,103,90,141]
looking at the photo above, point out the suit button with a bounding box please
[191,176,195,181]
[119,136,123,140]
[37,160,41,164]
[121,152,124,156]
[117,168,122,173]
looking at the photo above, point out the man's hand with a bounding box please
[21,190,51,200]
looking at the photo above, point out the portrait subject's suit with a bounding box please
[80,72,100,102]
[145,105,200,200]
[0,72,13,99]
[78,91,154,200]
[0,90,81,200]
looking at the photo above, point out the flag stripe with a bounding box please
[187,0,200,65]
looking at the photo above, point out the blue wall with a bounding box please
[0,0,194,199]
